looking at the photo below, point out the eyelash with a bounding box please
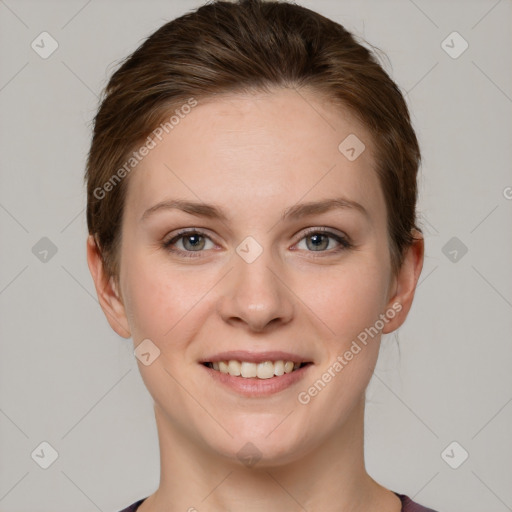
[161,227,353,258]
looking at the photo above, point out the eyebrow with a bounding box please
[140,197,369,223]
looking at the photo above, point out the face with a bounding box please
[89,88,422,467]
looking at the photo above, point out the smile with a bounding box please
[203,360,310,379]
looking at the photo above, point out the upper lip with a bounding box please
[199,350,312,364]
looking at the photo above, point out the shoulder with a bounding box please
[118,494,439,512]
[395,493,440,512]
[117,497,147,512]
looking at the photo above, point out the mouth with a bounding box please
[199,351,313,396]
[202,360,311,379]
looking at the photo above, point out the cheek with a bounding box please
[295,261,389,345]
[122,256,198,344]
[295,262,390,415]
[123,261,208,411]
[123,255,224,369]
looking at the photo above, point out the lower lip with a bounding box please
[201,364,312,397]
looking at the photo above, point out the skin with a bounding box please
[87,87,424,512]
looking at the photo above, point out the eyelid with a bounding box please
[294,226,349,242]
[162,228,218,248]
[291,227,352,252]
[162,226,352,257]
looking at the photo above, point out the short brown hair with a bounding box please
[85,0,422,285]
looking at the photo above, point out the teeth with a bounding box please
[228,360,241,376]
[257,361,274,379]
[209,359,304,378]
[240,361,257,378]
[284,361,294,373]
[274,360,285,376]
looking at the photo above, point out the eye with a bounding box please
[162,229,215,257]
[162,227,352,258]
[295,228,352,253]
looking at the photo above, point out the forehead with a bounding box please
[124,88,384,222]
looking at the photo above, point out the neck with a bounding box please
[141,397,400,512]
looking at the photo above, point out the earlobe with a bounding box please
[86,235,132,339]
[382,231,424,334]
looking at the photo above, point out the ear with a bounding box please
[86,234,131,338]
[382,230,424,334]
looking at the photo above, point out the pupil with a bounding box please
[185,234,203,250]
[308,234,327,251]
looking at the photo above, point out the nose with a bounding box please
[217,248,295,333]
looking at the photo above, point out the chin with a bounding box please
[198,415,317,469]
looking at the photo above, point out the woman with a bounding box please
[85,1,436,510]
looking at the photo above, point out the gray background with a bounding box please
[0,0,511,511]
